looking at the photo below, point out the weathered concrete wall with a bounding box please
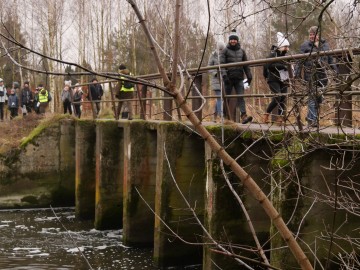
[94,120,124,230]
[0,117,76,208]
[270,148,360,269]
[154,123,205,268]
[122,121,157,247]
[203,128,272,270]
[75,120,96,219]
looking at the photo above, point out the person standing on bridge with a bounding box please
[0,78,8,121]
[263,32,290,125]
[295,26,338,128]
[208,41,226,122]
[115,64,134,120]
[89,78,104,117]
[21,81,33,116]
[220,29,253,124]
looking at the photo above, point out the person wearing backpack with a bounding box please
[263,32,290,125]
[0,78,8,121]
[115,64,134,120]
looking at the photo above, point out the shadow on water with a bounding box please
[0,207,161,270]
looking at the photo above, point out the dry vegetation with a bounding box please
[0,113,44,153]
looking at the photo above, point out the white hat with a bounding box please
[0,78,3,82]
[277,32,290,48]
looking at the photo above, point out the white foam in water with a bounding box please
[1,220,13,223]
[66,246,85,253]
[94,245,107,250]
[34,217,59,222]
[0,224,9,228]
[15,225,29,230]
[66,215,75,219]
[13,247,41,251]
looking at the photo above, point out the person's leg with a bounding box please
[68,102,72,115]
[95,102,100,115]
[224,81,233,119]
[278,83,288,116]
[266,82,281,114]
[214,89,221,118]
[63,102,67,114]
[233,79,245,116]
[0,103,4,120]
[307,93,318,126]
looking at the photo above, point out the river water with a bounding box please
[0,207,162,270]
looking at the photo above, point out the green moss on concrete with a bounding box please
[20,115,72,149]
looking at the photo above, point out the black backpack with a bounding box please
[123,80,134,89]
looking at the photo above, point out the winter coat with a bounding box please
[220,43,252,82]
[295,39,337,87]
[207,51,222,90]
[73,89,83,103]
[0,86,8,103]
[89,83,103,101]
[21,87,33,105]
[263,46,289,83]
[8,94,19,109]
[61,89,72,103]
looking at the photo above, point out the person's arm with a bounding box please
[242,50,252,84]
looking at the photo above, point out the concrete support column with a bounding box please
[154,123,205,268]
[94,121,124,229]
[75,120,96,220]
[122,122,157,246]
[203,134,271,270]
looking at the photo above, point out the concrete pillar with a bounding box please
[122,121,157,246]
[94,121,124,230]
[154,123,205,268]
[203,133,271,270]
[56,119,76,206]
[75,120,96,220]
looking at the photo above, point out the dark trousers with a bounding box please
[23,103,32,114]
[10,108,18,119]
[266,81,287,116]
[63,100,72,115]
[0,102,4,120]
[74,104,81,118]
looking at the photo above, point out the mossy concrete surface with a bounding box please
[154,123,205,268]
[75,120,96,219]
[122,121,157,247]
[203,137,272,270]
[0,116,75,209]
[94,120,124,230]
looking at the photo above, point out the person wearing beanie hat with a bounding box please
[220,29,253,124]
[295,25,338,128]
[119,64,127,70]
[21,80,34,115]
[208,41,226,122]
[263,32,290,125]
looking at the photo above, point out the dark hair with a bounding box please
[91,78,98,82]
[24,81,29,85]
[38,84,43,87]
[119,64,126,70]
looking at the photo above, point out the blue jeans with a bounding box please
[224,79,245,115]
[307,94,319,123]
[213,89,221,117]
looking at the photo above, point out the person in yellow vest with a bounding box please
[37,84,52,114]
[116,64,134,120]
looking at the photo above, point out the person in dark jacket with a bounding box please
[208,41,226,122]
[88,78,103,116]
[115,64,134,120]
[21,81,33,115]
[263,32,290,124]
[61,84,72,115]
[8,88,19,120]
[295,26,337,127]
[72,83,83,118]
[220,30,253,124]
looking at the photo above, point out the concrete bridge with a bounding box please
[1,116,359,269]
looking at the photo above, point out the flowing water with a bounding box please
[0,207,161,270]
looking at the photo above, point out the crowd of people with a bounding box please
[208,26,337,128]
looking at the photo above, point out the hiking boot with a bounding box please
[241,114,253,124]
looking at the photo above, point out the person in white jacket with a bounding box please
[0,78,8,121]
